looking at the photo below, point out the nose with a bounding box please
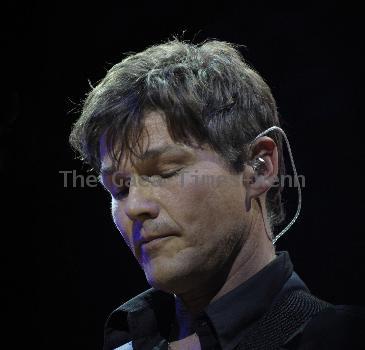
[124,177,160,221]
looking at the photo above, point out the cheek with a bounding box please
[111,200,134,249]
[173,172,244,241]
[111,199,120,228]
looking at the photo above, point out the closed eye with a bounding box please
[114,187,129,200]
[160,169,183,179]
[113,168,183,200]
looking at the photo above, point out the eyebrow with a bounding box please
[99,144,191,177]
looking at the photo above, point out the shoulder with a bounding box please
[283,304,365,349]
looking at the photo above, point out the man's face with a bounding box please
[100,111,252,293]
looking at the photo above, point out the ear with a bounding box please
[244,136,279,212]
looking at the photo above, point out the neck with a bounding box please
[173,212,275,331]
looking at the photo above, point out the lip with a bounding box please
[139,235,175,250]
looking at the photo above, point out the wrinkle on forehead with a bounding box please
[99,115,151,172]
[99,110,224,175]
[100,111,197,171]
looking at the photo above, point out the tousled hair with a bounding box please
[69,38,286,227]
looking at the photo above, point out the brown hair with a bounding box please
[69,39,286,227]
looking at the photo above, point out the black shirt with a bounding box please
[103,251,364,350]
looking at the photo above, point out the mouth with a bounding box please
[139,234,176,251]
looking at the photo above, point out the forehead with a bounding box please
[99,111,199,173]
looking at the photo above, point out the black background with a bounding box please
[3,2,365,349]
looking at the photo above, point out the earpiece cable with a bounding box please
[252,126,302,244]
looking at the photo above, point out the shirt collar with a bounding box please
[106,251,300,349]
[204,250,294,350]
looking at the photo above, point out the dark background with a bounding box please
[3,2,365,349]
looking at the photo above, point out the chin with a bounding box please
[142,256,203,294]
[143,262,179,292]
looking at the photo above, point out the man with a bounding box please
[69,39,363,349]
